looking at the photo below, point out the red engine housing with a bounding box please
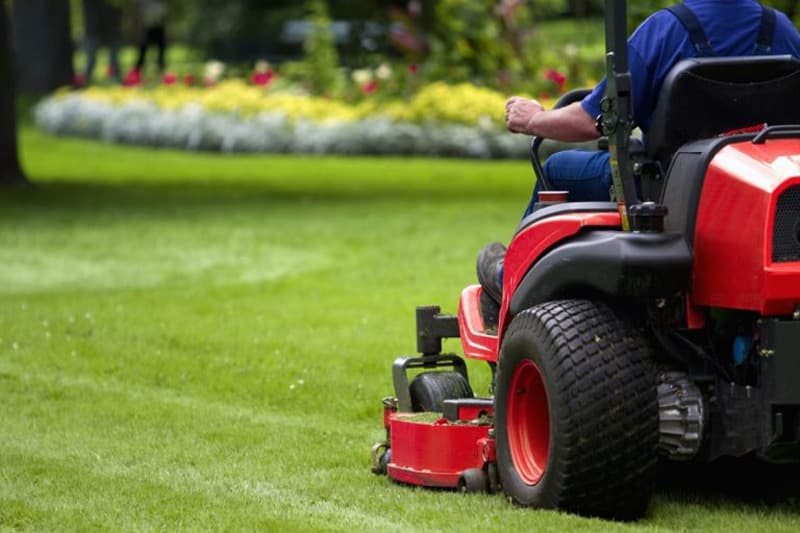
[692,138,800,315]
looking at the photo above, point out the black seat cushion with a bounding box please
[646,56,800,166]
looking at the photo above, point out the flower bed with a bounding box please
[34,81,534,159]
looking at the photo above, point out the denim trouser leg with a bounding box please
[84,36,99,81]
[522,150,613,218]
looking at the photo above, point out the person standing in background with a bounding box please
[77,0,123,86]
[124,0,167,84]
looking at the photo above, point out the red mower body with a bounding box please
[458,137,800,363]
[378,134,800,499]
[461,211,622,363]
[374,52,800,517]
[692,139,800,315]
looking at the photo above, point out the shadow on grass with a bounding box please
[656,457,800,511]
[0,179,522,214]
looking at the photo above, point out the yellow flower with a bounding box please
[66,81,514,128]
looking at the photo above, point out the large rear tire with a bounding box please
[494,300,658,520]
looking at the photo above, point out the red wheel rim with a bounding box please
[507,359,550,485]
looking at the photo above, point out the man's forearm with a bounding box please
[525,102,600,142]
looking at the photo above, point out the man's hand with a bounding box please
[505,96,544,134]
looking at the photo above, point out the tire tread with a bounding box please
[496,299,658,520]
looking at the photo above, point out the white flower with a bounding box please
[32,92,528,159]
[351,69,373,85]
[204,61,226,82]
[375,63,392,81]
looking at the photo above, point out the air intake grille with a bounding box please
[773,186,800,262]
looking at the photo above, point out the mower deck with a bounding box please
[378,398,497,492]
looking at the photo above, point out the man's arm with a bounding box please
[505,97,600,142]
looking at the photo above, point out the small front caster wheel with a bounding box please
[458,468,488,494]
[379,449,392,473]
[371,443,390,475]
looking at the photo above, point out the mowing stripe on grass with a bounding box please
[0,366,415,531]
[0,361,372,437]
[0,239,330,294]
[0,445,413,532]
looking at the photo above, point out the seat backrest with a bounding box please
[646,56,800,166]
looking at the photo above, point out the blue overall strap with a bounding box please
[754,5,777,54]
[667,3,715,57]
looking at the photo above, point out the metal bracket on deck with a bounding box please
[390,306,465,412]
[416,305,460,355]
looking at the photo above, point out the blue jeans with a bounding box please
[523,150,612,218]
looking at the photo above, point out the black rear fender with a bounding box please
[509,230,692,315]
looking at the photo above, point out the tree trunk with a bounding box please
[0,1,27,187]
[419,0,435,41]
[12,0,74,93]
[570,0,589,18]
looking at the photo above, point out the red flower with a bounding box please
[162,72,178,85]
[360,80,379,95]
[123,68,142,87]
[544,69,567,93]
[105,65,118,78]
[251,70,275,87]
[73,73,87,88]
[183,74,196,86]
[407,63,418,75]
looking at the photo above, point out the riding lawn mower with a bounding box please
[371,0,800,520]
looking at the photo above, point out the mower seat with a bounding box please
[647,55,800,169]
[648,56,800,242]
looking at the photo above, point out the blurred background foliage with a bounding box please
[89,0,607,97]
[161,1,793,83]
[9,0,800,161]
[9,0,800,103]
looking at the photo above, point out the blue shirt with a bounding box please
[582,0,800,133]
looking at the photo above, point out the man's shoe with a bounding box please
[476,241,506,304]
[479,289,500,332]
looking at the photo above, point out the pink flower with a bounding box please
[544,69,567,93]
[183,74,196,86]
[361,80,379,95]
[162,72,178,85]
[251,70,275,86]
[123,68,142,87]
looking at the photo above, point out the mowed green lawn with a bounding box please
[1,130,798,531]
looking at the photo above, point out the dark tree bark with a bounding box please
[570,0,590,18]
[12,0,74,93]
[0,1,27,187]
[419,0,435,37]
